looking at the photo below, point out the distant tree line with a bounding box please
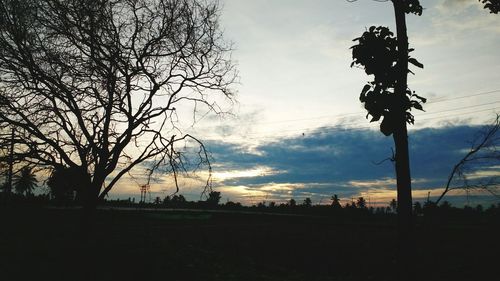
[3,186,499,222]
[1,165,498,219]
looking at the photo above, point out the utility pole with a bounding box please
[392,1,414,279]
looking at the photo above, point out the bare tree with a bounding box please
[436,114,500,204]
[0,0,236,208]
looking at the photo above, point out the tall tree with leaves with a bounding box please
[0,0,236,209]
[350,0,424,277]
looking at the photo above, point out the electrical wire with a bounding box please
[200,104,500,142]
[197,88,500,128]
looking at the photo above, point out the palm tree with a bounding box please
[331,194,341,209]
[356,197,367,209]
[13,167,37,196]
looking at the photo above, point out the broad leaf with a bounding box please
[408,57,424,69]
[380,117,394,136]
[412,102,424,111]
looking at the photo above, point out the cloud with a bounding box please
[431,0,500,33]
[466,167,500,180]
[202,124,499,205]
[348,178,397,189]
[212,166,281,182]
[109,124,499,207]
[442,0,472,7]
[435,0,476,15]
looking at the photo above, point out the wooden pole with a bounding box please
[392,1,414,279]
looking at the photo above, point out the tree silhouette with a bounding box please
[47,168,67,202]
[331,194,341,209]
[0,128,15,194]
[171,194,186,206]
[413,201,422,215]
[12,166,37,196]
[436,114,500,204]
[0,0,236,209]
[476,204,483,212]
[163,196,171,206]
[0,160,7,191]
[47,165,97,202]
[206,191,221,207]
[356,197,367,209]
[154,196,161,205]
[440,200,452,209]
[302,197,312,207]
[480,0,500,13]
[350,0,423,277]
[347,201,357,209]
[390,199,398,213]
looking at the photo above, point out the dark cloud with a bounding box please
[205,124,499,203]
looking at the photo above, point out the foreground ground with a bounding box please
[0,207,498,281]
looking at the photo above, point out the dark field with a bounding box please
[0,207,498,281]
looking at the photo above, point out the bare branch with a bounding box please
[436,114,500,204]
[0,0,236,207]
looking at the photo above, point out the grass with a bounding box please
[0,206,498,281]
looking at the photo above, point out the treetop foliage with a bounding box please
[480,0,500,14]
[351,25,425,136]
[401,0,423,16]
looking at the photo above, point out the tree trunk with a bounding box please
[78,182,102,281]
[6,128,14,194]
[392,1,414,279]
[80,178,102,231]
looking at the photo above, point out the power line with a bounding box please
[201,105,500,142]
[199,88,500,128]
[418,101,500,116]
[212,105,499,139]
[426,89,500,104]
[417,106,500,122]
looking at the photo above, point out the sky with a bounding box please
[109,0,500,207]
